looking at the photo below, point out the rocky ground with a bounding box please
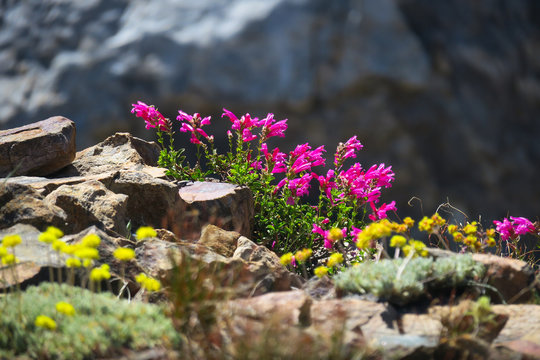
[1,117,540,359]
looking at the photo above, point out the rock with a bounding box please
[0,181,67,230]
[472,253,535,303]
[44,180,128,234]
[55,133,161,177]
[198,224,240,257]
[178,181,254,241]
[0,117,76,177]
[0,224,63,289]
[108,170,182,230]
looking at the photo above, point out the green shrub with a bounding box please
[0,283,179,359]
[334,254,485,305]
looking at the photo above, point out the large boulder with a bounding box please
[0,116,75,177]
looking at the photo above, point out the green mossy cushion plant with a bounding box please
[334,254,486,306]
[0,282,180,360]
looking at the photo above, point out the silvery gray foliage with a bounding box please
[334,254,485,305]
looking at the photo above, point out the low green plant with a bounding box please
[0,282,179,360]
[334,254,485,305]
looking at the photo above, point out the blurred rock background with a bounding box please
[1,0,539,223]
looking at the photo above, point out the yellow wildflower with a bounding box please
[1,253,17,265]
[403,217,415,228]
[431,213,446,226]
[418,216,434,232]
[136,226,157,240]
[390,235,407,248]
[464,235,477,247]
[294,248,312,263]
[452,232,464,242]
[65,258,81,268]
[2,234,21,248]
[486,237,496,247]
[38,232,57,244]
[402,245,412,257]
[113,247,136,262]
[447,224,458,234]
[90,264,111,282]
[35,315,56,330]
[485,228,496,237]
[280,252,293,266]
[81,234,101,248]
[56,301,76,316]
[328,228,343,242]
[327,253,344,268]
[52,239,65,252]
[74,247,99,260]
[463,222,478,235]
[143,278,161,292]
[0,246,7,258]
[314,266,329,278]
[45,226,64,238]
[135,273,148,284]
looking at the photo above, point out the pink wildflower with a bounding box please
[334,136,363,166]
[131,101,169,131]
[368,201,397,221]
[289,144,326,174]
[494,216,536,241]
[261,143,287,173]
[257,113,288,140]
[315,170,337,201]
[222,109,259,142]
[177,111,212,144]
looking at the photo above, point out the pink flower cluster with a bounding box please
[131,101,169,131]
[177,111,212,144]
[222,108,287,143]
[493,216,536,241]
[334,135,363,166]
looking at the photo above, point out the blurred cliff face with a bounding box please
[1,0,539,222]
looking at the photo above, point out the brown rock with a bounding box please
[198,224,240,257]
[0,116,75,177]
[0,182,67,230]
[472,253,535,303]
[178,181,253,240]
[55,132,161,177]
[44,180,128,234]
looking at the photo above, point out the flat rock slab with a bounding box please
[178,181,254,241]
[0,117,76,177]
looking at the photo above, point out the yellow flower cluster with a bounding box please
[113,247,135,262]
[418,213,446,233]
[280,252,293,266]
[90,264,111,282]
[35,315,57,330]
[136,226,157,241]
[356,218,415,250]
[56,301,76,316]
[294,248,312,263]
[446,221,496,252]
[327,253,344,268]
[327,228,344,242]
[314,266,329,278]
[136,273,161,292]
[1,234,21,265]
[402,240,428,258]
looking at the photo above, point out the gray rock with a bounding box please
[198,224,241,257]
[0,117,75,177]
[44,180,128,234]
[178,181,254,241]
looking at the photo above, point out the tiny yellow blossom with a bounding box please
[464,235,477,247]
[390,235,407,248]
[280,252,293,266]
[452,232,464,242]
[328,228,343,242]
[83,259,93,268]
[395,224,408,233]
[2,234,21,248]
[402,245,412,257]
[431,213,446,226]
[136,226,157,240]
[56,301,76,316]
[61,244,77,255]
[0,246,7,258]
[447,224,458,234]
[45,226,64,238]
[294,248,312,262]
[314,266,329,278]
[1,254,18,265]
[462,222,478,235]
[52,239,65,252]
[81,234,101,248]
[38,232,57,244]
[74,247,99,260]
[485,228,496,237]
[418,217,434,232]
[486,237,496,247]
[135,273,148,284]
[90,264,111,282]
[35,315,56,330]
[143,278,161,292]
[65,258,81,268]
[113,247,135,262]
[403,217,415,228]
[327,253,344,268]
